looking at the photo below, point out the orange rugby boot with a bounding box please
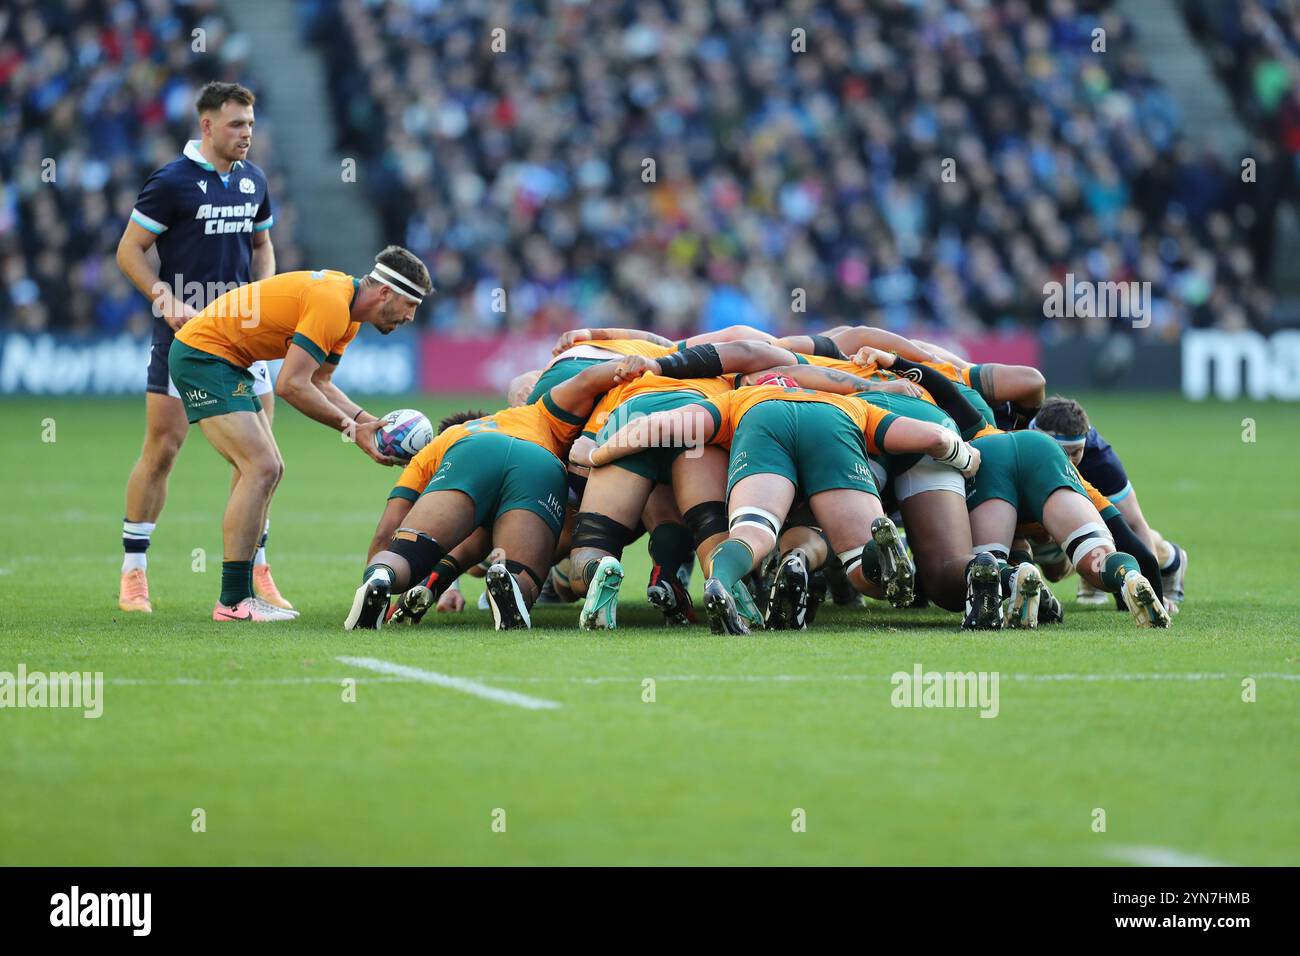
[118,568,153,613]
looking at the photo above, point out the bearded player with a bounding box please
[170,247,432,621]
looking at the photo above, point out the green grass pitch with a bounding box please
[1,392,1297,865]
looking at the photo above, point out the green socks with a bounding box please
[1100,552,1139,592]
[363,563,394,585]
[708,538,756,589]
[220,560,253,607]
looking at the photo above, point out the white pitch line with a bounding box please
[462,672,1300,685]
[1103,844,1234,867]
[104,676,411,686]
[336,656,561,711]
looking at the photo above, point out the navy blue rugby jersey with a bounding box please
[129,139,272,327]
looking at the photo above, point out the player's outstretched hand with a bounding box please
[960,443,981,479]
[613,355,656,383]
[436,588,465,613]
[351,419,400,466]
[553,328,592,355]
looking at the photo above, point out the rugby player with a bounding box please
[1030,396,1187,614]
[170,248,432,621]
[115,82,285,613]
[591,373,981,634]
[568,341,804,629]
[345,356,658,631]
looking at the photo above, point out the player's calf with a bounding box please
[348,528,447,630]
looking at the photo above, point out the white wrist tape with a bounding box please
[936,435,973,472]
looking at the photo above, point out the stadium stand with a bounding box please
[0,0,306,332]
[1182,0,1300,296]
[304,0,1276,339]
[0,0,1287,339]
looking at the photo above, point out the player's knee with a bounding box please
[245,455,282,493]
[572,512,634,562]
[141,429,185,472]
[727,506,781,560]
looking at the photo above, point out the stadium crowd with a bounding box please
[0,0,1284,339]
[0,0,306,333]
[1183,0,1300,277]
[307,0,1274,340]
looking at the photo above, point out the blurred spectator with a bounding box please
[305,0,1274,339]
[1182,0,1300,289]
[0,0,307,333]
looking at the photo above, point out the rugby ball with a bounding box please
[375,408,434,460]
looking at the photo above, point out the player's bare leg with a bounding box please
[482,509,558,630]
[197,410,294,622]
[672,447,729,572]
[572,466,652,630]
[704,473,796,634]
[119,392,189,612]
[807,488,906,605]
[348,489,478,630]
[388,528,490,626]
[248,392,292,609]
[1041,489,1169,629]
[899,489,973,613]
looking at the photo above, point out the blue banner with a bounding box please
[0,330,418,396]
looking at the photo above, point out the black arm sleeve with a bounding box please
[1104,512,1164,603]
[654,344,724,379]
[810,334,847,360]
[888,357,986,439]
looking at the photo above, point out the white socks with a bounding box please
[254,519,271,566]
[122,520,156,573]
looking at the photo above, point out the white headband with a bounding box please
[369,261,427,303]
[1029,417,1087,447]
